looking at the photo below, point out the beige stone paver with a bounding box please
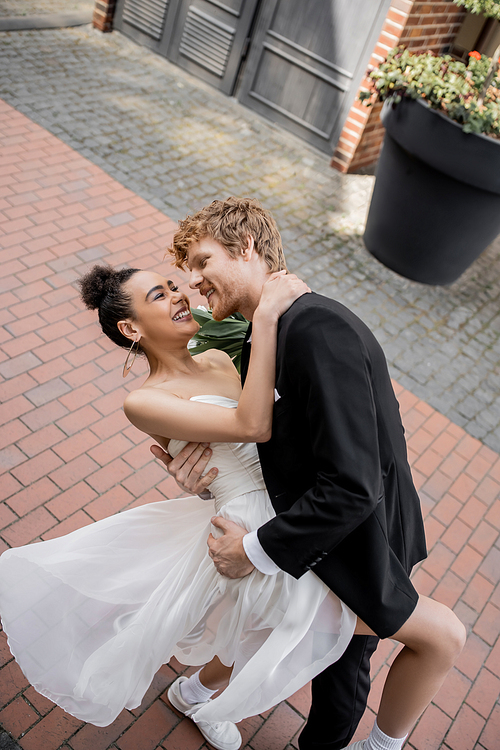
[0,1,93,18]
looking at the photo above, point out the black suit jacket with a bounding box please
[241,292,427,638]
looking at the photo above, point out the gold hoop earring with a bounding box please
[123,338,140,378]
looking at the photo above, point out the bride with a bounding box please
[0,264,357,750]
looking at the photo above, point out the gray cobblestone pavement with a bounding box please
[1,21,500,451]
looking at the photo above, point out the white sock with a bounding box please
[180,669,217,705]
[364,720,407,750]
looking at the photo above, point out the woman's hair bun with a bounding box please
[77,264,140,350]
[79,265,115,311]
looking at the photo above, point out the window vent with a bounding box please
[122,0,169,40]
[179,6,235,77]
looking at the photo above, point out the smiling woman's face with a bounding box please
[122,271,199,349]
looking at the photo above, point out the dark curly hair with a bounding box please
[78,265,141,350]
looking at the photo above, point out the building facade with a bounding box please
[93,1,495,172]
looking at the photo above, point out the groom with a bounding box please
[158,197,427,750]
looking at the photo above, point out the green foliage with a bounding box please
[359,47,500,138]
[453,0,500,21]
[188,307,249,373]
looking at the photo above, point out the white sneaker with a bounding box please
[167,676,242,750]
[341,741,366,750]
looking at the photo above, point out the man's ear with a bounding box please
[241,235,255,261]
[117,320,140,342]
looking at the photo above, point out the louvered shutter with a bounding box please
[179,6,235,77]
[167,0,259,95]
[122,0,169,40]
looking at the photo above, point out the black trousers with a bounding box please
[298,634,380,750]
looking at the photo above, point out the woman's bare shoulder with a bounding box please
[193,348,236,373]
[123,385,179,417]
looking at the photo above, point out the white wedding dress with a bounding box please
[0,395,356,728]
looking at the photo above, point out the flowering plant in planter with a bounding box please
[454,0,500,20]
[359,45,500,138]
[357,33,500,284]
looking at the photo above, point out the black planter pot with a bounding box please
[363,97,500,285]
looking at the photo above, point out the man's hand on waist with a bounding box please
[208,517,255,578]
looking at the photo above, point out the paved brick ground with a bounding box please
[1,99,500,750]
[0,21,499,452]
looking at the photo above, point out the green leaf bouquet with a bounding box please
[188,308,249,374]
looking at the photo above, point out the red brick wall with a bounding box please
[93,0,117,32]
[332,0,467,173]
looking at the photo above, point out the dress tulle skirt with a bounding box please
[0,490,356,727]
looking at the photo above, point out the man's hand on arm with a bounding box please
[150,442,218,497]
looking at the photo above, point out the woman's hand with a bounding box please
[256,271,310,323]
[150,443,218,497]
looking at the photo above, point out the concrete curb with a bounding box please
[0,12,92,31]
